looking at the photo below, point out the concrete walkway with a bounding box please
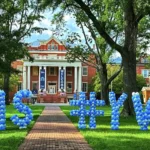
[18,106,93,150]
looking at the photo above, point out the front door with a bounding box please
[48,85,56,94]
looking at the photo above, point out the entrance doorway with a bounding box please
[48,83,56,94]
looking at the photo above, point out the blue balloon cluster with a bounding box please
[0,90,6,130]
[70,92,87,129]
[10,90,33,129]
[109,91,127,130]
[132,92,150,130]
[87,92,105,129]
[70,92,105,129]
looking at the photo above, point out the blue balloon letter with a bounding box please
[109,91,127,130]
[0,90,6,130]
[132,92,150,130]
[10,90,33,129]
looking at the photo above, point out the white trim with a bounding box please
[82,66,88,76]
[74,67,77,92]
[27,66,31,90]
[78,66,82,92]
[82,82,88,93]
[39,66,42,90]
[24,61,82,67]
[58,67,61,91]
[63,66,66,92]
[23,66,26,89]
[44,66,47,91]
[142,69,150,78]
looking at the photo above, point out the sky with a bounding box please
[24,10,82,44]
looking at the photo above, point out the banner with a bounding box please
[60,69,64,89]
[40,69,45,89]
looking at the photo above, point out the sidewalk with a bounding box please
[18,106,93,150]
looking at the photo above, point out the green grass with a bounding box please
[60,106,150,150]
[0,104,44,150]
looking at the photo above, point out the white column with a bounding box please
[39,66,42,90]
[63,66,66,92]
[27,66,30,90]
[58,66,61,91]
[23,66,26,89]
[74,66,77,92]
[44,66,47,91]
[78,66,82,92]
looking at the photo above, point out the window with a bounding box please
[67,82,72,93]
[32,66,38,76]
[17,65,23,75]
[17,82,22,91]
[142,69,150,78]
[32,82,38,90]
[82,67,88,76]
[48,42,58,51]
[49,67,57,76]
[82,82,88,92]
[67,68,72,76]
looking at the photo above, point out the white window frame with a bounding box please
[82,82,88,92]
[82,66,88,76]
[66,82,72,93]
[142,69,150,78]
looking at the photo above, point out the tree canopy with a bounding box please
[40,0,150,115]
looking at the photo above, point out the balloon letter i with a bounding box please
[0,90,6,130]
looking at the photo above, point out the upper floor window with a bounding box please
[49,67,57,76]
[142,69,150,78]
[82,67,88,76]
[48,42,58,51]
[141,57,149,63]
[32,66,38,76]
[67,67,72,76]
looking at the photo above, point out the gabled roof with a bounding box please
[39,35,63,45]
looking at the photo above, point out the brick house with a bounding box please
[11,35,96,102]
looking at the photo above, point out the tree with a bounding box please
[0,74,20,91]
[0,0,45,104]
[41,1,122,105]
[92,65,146,97]
[41,0,150,116]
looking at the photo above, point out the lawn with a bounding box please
[0,104,44,150]
[60,106,150,150]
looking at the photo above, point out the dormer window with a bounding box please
[48,42,58,51]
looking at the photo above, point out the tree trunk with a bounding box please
[121,1,138,116]
[98,63,109,105]
[121,54,136,116]
[4,73,10,105]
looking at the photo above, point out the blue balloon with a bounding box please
[0,90,6,130]
[109,91,127,130]
[11,89,33,129]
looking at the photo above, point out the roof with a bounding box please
[141,87,150,91]
[29,35,63,47]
